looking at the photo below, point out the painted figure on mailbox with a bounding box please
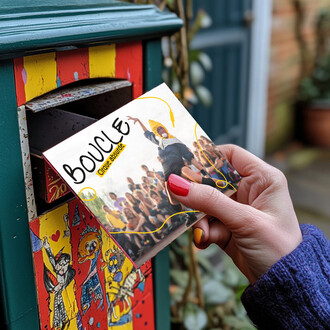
[77,226,104,314]
[102,234,145,328]
[43,237,82,330]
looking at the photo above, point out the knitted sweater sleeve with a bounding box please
[241,224,330,329]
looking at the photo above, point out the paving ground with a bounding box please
[266,144,330,238]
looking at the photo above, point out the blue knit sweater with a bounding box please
[241,224,330,329]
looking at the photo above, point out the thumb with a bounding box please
[167,174,257,231]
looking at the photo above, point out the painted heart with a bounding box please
[51,230,60,242]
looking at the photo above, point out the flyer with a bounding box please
[43,83,241,267]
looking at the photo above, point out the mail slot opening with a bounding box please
[25,79,133,215]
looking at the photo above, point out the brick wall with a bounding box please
[266,0,330,153]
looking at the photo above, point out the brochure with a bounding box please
[43,83,241,267]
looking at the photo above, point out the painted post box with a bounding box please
[0,2,182,329]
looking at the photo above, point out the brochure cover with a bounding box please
[43,83,241,267]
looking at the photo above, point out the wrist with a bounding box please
[200,169,207,176]
[241,225,329,328]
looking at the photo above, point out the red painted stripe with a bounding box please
[56,48,89,87]
[132,260,155,328]
[116,41,143,99]
[13,57,26,106]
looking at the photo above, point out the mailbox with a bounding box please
[0,2,182,329]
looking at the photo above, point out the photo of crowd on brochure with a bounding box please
[85,116,241,266]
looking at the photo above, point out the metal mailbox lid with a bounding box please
[0,1,183,60]
[27,108,97,155]
[26,80,132,113]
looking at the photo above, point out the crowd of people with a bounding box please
[191,136,241,190]
[101,136,240,260]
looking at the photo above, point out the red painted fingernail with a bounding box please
[167,174,192,196]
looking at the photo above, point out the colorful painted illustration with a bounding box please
[18,40,154,328]
[29,199,155,329]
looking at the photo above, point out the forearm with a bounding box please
[136,218,145,232]
[191,158,203,171]
[45,246,56,269]
[204,165,213,174]
[197,160,213,174]
[112,213,120,219]
[241,225,330,329]
[137,119,148,132]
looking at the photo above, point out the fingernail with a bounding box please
[193,228,204,245]
[167,174,192,196]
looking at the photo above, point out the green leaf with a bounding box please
[170,241,187,257]
[197,244,221,258]
[196,85,212,107]
[196,253,214,273]
[170,269,189,288]
[171,77,180,93]
[199,10,212,29]
[175,231,190,247]
[189,49,201,62]
[203,280,232,305]
[223,268,240,287]
[222,315,256,330]
[212,270,224,283]
[233,300,249,320]
[170,285,184,304]
[199,52,212,71]
[236,284,248,300]
[190,61,205,86]
[166,0,175,10]
[222,255,249,287]
[183,302,208,330]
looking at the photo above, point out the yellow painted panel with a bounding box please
[89,44,116,78]
[23,52,57,102]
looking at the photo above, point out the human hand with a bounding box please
[167,145,302,284]
[43,236,50,249]
[127,116,139,124]
[54,283,63,293]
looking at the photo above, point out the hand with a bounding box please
[54,283,63,293]
[167,144,302,284]
[127,116,139,124]
[43,236,50,249]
